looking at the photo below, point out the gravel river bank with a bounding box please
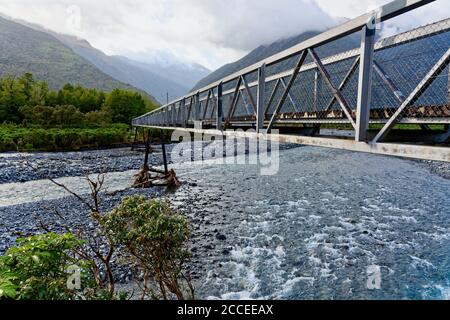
[0,146,449,299]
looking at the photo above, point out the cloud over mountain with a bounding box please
[0,0,446,69]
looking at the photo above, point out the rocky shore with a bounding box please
[0,145,448,298]
[0,182,233,287]
[0,146,238,293]
[0,148,159,184]
[419,160,450,180]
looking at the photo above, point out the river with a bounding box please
[0,146,449,300]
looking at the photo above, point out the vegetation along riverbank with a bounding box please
[0,73,159,152]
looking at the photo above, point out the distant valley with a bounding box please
[0,14,211,104]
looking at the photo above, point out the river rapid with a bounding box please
[0,146,449,299]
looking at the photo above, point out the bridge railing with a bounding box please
[133,0,449,144]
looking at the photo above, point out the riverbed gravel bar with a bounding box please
[0,145,449,298]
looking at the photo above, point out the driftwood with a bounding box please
[133,165,152,188]
[133,166,181,190]
[165,169,181,189]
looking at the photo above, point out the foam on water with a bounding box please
[2,146,449,299]
[172,147,450,300]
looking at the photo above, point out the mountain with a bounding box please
[51,34,210,104]
[8,16,210,104]
[118,55,210,91]
[193,30,360,91]
[0,16,156,102]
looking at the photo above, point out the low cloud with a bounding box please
[193,0,337,51]
[0,0,447,70]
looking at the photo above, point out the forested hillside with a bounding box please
[0,16,156,103]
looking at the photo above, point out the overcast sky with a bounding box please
[0,0,448,70]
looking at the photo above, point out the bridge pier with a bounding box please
[217,82,223,130]
[356,16,376,142]
[256,64,266,133]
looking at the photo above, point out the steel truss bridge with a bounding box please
[133,0,450,162]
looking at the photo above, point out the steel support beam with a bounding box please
[373,47,450,142]
[242,75,257,115]
[265,79,281,116]
[194,92,200,121]
[309,49,357,129]
[203,90,211,120]
[257,64,266,133]
[217,82,223,130]
[210,90,218,120]
[181,98,186,127]
[373,61,405,103]
[325,56,360,111]
[280,78,300,113]
[268,50,308,131]
[313,70,321,112]
[171,105,175,126]
[226,77,243,123]
[186,96,194,124]
[165,107,170,127]
[237,89,251,116]
[356,18,376,142]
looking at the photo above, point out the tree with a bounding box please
[19,105,55,127]
[51,105,85,127]
[29,81,49,106]
[45,91,59,107]
[18,73,34,101]
[99,196,193,300]
[0,73,152,126]
[0,76,27,123]
[78,89,104,113]
[102,89,147,124]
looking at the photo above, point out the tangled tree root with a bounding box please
[133,165,152,188]
[166,169,181,189]
[133,166,182,190]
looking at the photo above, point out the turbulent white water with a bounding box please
[171,147,450,300]
[0,146,449,299]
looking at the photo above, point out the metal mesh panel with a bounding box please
[133,17,450,133]
[372,22,450,120]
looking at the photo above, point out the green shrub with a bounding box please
[84,110,112,127]
[102,89,148,124]
[51,105,85,127]
[98,196,193,300]
[1,73,157,125]
[0,124,131,151]
[0,233,95,300]
[19,105,55,127]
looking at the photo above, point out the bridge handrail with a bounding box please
[200,18,450,103]
[133,0,437,123]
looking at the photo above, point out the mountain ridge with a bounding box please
[2,14,210,103]
[0,15,157,103]
[52,33,198,104]
[193,28,360,91]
